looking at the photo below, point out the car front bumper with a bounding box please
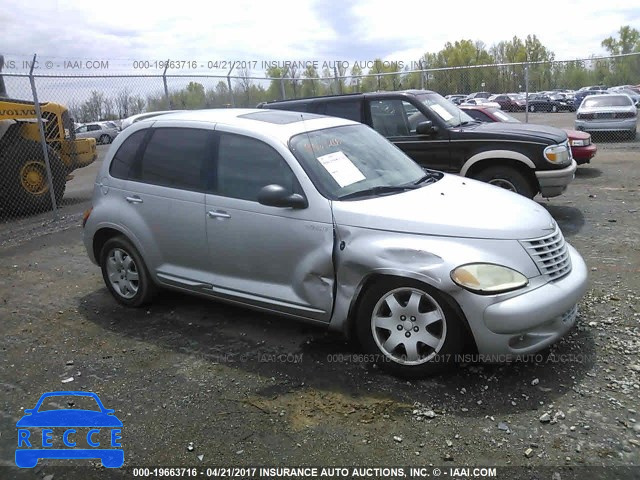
[535,159,577,197]
[465,244,588,357]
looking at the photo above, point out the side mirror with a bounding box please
[258,185,308,209]
[24,409,34,415]
[416,120,437,135]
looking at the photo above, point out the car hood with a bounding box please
[16,410,123,427]
[458,121,567,143]
[331,174,555,240]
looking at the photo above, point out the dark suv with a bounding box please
[258,90,577,198]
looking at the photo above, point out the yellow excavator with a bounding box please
[0,55,97,214]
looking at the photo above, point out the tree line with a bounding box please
[69,26,640,123]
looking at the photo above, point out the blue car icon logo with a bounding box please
[16,391,123,468]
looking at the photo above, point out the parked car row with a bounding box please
[446,85,640,112]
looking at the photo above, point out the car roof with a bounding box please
[262,89,435,105]
[140,108,358,143]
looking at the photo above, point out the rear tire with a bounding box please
[473,165,537,198]
[551,105,558,113]
[1,139,66,215]
[529,104,535,112]
[356,278,463,378]
[99,236,156,307]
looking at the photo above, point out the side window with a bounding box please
[216,133,298,202]
[109,129,148,179]
[87,124,101,131]
[135,128,212,191]
[75,125,87,133]
[464,109,490,122]
[322,101,363,122]
[402,101,427,133]
[368,100,411,137]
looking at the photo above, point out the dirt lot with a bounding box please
[1,115,639,480]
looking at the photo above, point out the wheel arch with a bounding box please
[92,226,134,264]
[460,150,536,177]
[345,272,477,354]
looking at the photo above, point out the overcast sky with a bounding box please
[3,0,640,76]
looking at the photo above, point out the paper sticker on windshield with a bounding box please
[430,104,454,121]
[317,151,366,187]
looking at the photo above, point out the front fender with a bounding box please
[328,226,539,335]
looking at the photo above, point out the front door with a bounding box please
[204,129,335,322]
[365,98,451,172]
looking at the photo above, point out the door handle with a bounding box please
[207,210,231,219]
[125,196,143,204]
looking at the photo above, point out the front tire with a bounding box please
[99,236,155,307]
[473,165,537,198]
[356,278,463,378]
[99,134,111,144]
[551,104,558,113]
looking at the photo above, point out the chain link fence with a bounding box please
[1,53,639,225]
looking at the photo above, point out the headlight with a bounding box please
[451,263,528,295]
[544,144,570,165]
[570,139,586,146]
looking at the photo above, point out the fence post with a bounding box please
[334,67,342,94]
[524,63,530,123]
[280,68,287,100]
[28,54,58,219]
[162,60,173,109]
[226,65,235,107]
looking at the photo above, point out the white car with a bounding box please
[575,94,637,140]
[120,111,182,130]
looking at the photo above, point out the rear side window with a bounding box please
[110,129,147,179]
[320,101,363,122]
[135,128,213,191]
[215,133,298,202]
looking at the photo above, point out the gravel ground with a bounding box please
[1,124,639,480]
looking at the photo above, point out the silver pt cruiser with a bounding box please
[83,109,588,377]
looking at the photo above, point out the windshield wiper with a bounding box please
[412,173,438,186]
[338,185,417,200]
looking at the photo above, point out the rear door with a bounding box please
[109,125,213,286]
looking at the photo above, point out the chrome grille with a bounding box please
[520,227,572,280]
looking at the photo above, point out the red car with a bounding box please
[459,105,597,165]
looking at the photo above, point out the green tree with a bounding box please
[601,26,640,85]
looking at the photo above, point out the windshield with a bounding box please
[289,124,431,200]
[417,93,474,127]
